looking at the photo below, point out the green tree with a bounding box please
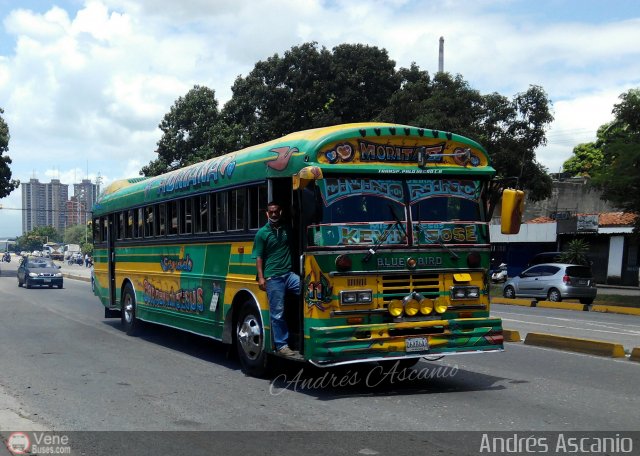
[0,107,20,198]
[81,242,93,256]
[222,42,400,148]
[16,226,62,251]
[141,85,228,177]
[590,88,640,232]
[382,71,554,201]
[560,239,591,266]
[562,127,607,176]
[64,224,90,245]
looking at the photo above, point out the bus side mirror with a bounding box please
[500,189,524,234]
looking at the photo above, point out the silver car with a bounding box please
[502,263,597,304]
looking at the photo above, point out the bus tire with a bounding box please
[121,283,141,336]
[236,301,269,377]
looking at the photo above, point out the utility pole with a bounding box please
[438,36,444,73]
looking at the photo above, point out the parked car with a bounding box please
[527,251,562,267]
[502,263,597,304]
[17,256,64,289]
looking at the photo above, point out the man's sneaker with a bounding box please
[277,345,296,357]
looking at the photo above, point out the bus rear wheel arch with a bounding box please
[236,300,269,377]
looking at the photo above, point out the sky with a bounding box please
[1,0,639,237]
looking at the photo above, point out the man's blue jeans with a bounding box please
[265,271,300,350]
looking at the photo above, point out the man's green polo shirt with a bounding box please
[253,222,293,278]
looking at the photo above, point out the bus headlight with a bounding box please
[450,286,480,300]
[403,295,420,316]
[388,299,404,317]
[340,290,372,305]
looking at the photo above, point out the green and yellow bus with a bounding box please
[92,122,523,376]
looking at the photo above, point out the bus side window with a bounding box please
[194,195,208,233]
[180,198,192,235]
[228,188,246,231]
[144,206,154,238]
[248,185,267,229]
[126,210,134,239]
[211,192,226,233]
[136,208,143,239]
[167,201,178,235]
[117,212,125,240]
[157,203,166,236]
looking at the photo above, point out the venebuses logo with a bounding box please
[5,432,30,455]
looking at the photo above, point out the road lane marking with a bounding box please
[501,318,640,337]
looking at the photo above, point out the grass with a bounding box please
[489,285,640,308]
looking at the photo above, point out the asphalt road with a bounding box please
[1,261,639,455]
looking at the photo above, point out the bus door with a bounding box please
[107,213,117,308]
[269,178,303,352]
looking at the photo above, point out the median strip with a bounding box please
[524,332,625,358]
[491,297,534,307]
[630,348,640,363]
[536,301,589,311]
[591,305,640,316]
[502,329,521,342]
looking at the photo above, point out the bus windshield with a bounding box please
[306,177,485,248]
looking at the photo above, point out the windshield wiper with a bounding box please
[363,205,405,263]
[437,238,459,261]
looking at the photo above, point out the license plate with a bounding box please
[406,337,429,352]
[578,279,587,285]
[43,279,51,283]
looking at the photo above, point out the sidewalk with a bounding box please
[52,260,92,282]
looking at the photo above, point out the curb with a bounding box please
[591,305,640,316]
[630,348,640,363]
[536,301,589,311]
[492,297,533,307]
[62,273,91,283]
[503,329,521,342]
[524,332,626,358]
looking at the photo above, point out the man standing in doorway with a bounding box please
[253,201,300,357]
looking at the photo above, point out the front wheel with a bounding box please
[547,288,562,302]
[236,301,269,377]
[503,285,516,299]
[121,283,141,336]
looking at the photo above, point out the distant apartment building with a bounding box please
[65,197,87,227]
[22,178,99,234]
[22,178,69,233]
[73,178,98,225]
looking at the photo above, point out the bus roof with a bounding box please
[93,122,495,215]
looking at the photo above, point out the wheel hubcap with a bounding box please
[124,296,134,323]
[238,314,262,361]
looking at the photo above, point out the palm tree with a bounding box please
[560,239,590,265]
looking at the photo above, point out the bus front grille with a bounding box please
[381,273,441,304]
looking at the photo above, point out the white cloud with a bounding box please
[1,0,639,237]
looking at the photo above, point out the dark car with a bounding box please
[17,257,64,289]
[502,263,596,304]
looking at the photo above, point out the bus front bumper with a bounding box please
[306,317,504,367]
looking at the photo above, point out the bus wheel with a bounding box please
[121,283,141,336]
[236,301,268,377]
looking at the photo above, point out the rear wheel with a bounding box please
[503,285,516,299]
[236,301,268,377]
[121,283,141,336]
[547,288,562,302]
